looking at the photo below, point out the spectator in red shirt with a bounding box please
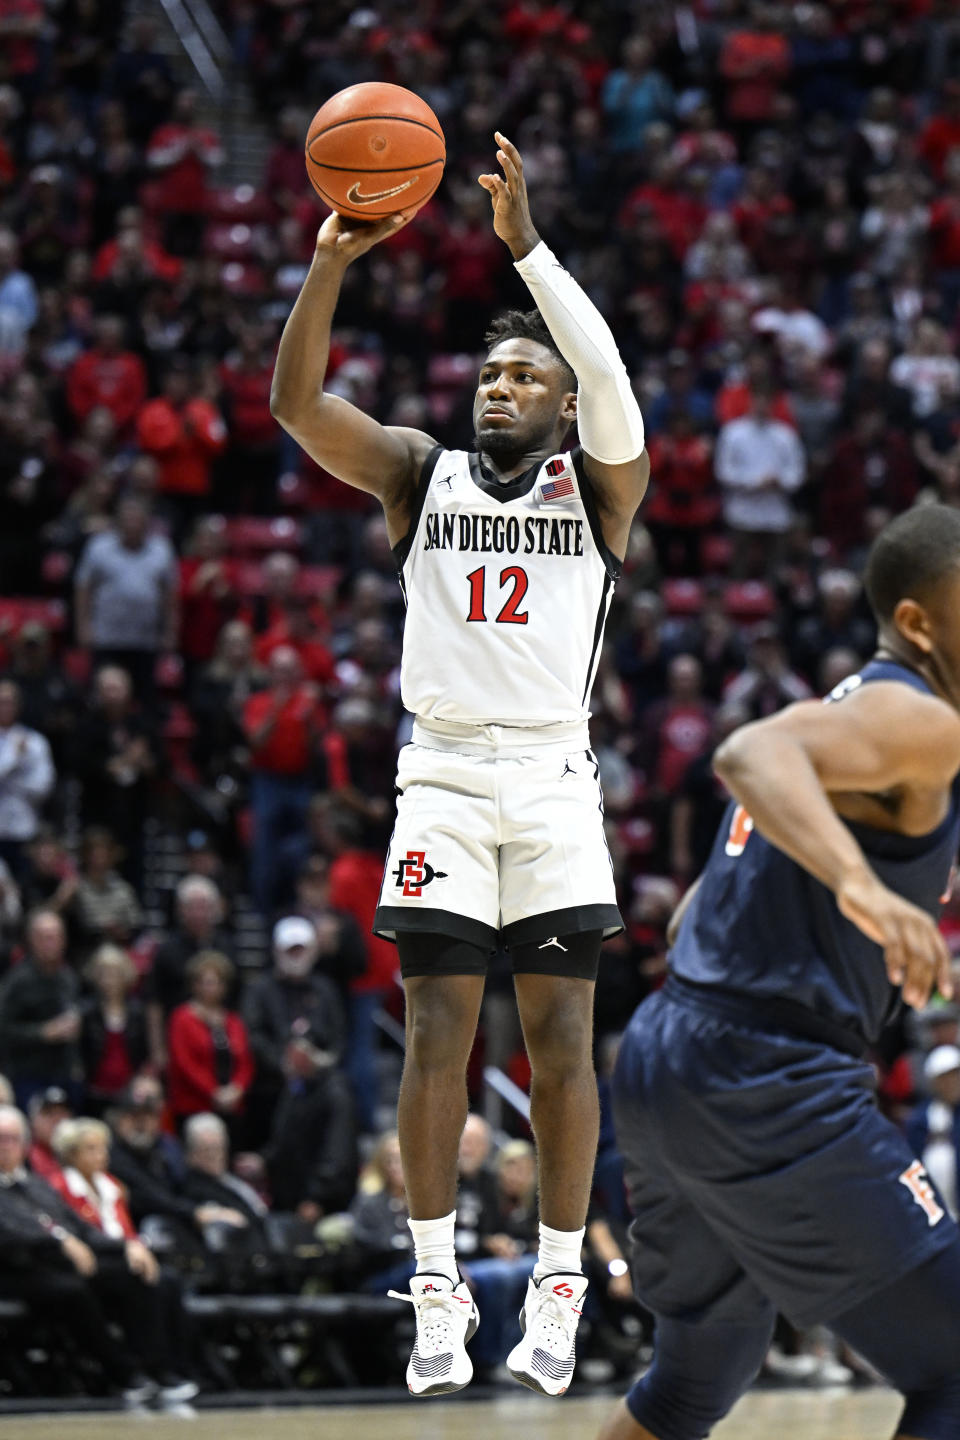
[715,347,796,428]
[254,597,335,690]
[645,407,718,574]
[136,358,227,517]
[91,208,181,286]
[264,105,311,219]
[918,79,960,182]
[819,406,918,556]
[166,951,254,1132]
[218,326,280,503]
[243,646,328,916]
[145,88,223,257]
[719,2,791,138]
[26,1085,72,1185]
[66,315,147,439]
[178,516,237,669]
[646,654,714,798]
[321,805,399,1134]
[929,151,960,314]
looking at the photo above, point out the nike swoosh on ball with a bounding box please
[345,177,419,205]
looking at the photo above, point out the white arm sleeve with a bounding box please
[514,241,645,466]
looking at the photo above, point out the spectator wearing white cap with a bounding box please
[240,916,348,1149]
[905,1046,960,1220]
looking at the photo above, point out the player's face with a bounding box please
[473,339,575,463]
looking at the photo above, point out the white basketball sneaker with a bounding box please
[506,1271,588,1396]
[388,1273,479,1396]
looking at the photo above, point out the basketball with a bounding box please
[305,83,445,221]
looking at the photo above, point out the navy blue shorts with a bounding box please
[613,981,959,1329]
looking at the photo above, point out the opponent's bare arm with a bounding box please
[714,684,960,1008]
[479,134,649,557]
[270,208,438,541]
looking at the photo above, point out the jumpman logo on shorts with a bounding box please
[560,760,576,779]
[539,936,569,952]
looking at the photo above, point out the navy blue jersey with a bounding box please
[671,659,960,1046]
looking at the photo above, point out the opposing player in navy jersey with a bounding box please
[599,504,960,1440]
[271,135,648,1396]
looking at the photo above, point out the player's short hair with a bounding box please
[864,503,960,622]
[483,309,576,392]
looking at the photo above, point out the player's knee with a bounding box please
[405,991,475,1073]
[901,1373,960,1440]
[522,1001,593,1081]
[626,1317,772,1440]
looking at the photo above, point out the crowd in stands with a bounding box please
[2,0,960,1400]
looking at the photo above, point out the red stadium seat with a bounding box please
[662,578,704,616]
[427,353,477,389]
[723,580,776,620]
[297,566,341,600]
[700,533,733,574]
[208,184,272,224]
[0,599,68,635]
[204,222,261,260]
[223,516,304,556]
[220,261,266,295]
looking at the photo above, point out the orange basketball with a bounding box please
[305,83,445,221]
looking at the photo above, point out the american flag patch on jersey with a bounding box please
[536,456,576,504]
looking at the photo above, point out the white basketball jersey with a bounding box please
[395,446,621,727]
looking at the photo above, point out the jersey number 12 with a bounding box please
[466,566,529,625]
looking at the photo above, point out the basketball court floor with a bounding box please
[0,1389,902,1440]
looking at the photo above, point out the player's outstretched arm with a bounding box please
[479,134,649,554]
[270,209,437,524]
[714,684,960,1008]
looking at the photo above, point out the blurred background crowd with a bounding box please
[1,0,960,1404]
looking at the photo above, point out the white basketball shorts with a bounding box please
[373,718,622,954]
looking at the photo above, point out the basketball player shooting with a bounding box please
[599,505,960,1440]
[271,133,648,1396]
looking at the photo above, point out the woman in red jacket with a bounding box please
[166,951,254,1134]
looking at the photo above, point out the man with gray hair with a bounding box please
[182,1113,268,1229]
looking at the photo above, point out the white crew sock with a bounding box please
[408,1211,458,1285]
[534,1222,585,1281]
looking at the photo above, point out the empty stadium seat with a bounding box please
[662,578,704,616]
[723,580,776,620]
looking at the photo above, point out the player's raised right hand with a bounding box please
[315,205,421,263]
[837,870,953,1009]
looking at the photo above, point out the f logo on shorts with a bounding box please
[899,1160,945,1227]
[393,850,448,898]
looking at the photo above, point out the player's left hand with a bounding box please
[478,132,540,261]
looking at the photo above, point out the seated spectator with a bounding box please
[26,1084,72,1184]
[0,909,81,1109]
[49,1116,198,1398]
[889,318,960,421]
[0,678,55,880]
[145,874,233,1062]
[181,1111,269,1231]
[905,1046,960,1222]
[166,952,254,1131]
[71,827,142,953]
[80,943,149,1112]
[0,1103,179,1405]
[349,1131,413,1292]
[107,1076,246,1247]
